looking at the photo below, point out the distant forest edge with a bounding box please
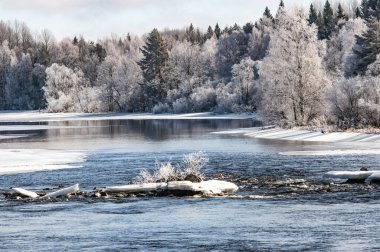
[0,0,379,130]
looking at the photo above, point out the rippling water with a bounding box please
[1,119,380,251]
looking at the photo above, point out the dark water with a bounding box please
[1,119,380,251]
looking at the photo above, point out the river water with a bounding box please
[0,119,380,251]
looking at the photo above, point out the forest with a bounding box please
[0,0,379,129]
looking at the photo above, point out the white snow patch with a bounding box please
[215,127,380,143]
[280,149,380,156]
[323,171,376,180]
[0,111,255,123]
[0,149,86,175]
[12,187,39,198]
[44,184,80,198]
[324,170,380,184]
[0,134,33,140]
[103,180,239,195]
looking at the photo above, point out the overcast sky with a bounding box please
[0,0,312,41]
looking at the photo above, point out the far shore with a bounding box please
[0,110,256,123]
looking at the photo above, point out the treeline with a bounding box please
[0,0,379,129]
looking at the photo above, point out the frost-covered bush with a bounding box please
[190,85,217,111]
[134,152,208,183]
[152,102,171,114]
[215,83,238,113]
[327,76,380,128]
[181,151,208,179]
[172,97,192,113]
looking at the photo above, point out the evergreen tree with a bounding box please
[138,28,170,106]
[276,0,285,19]
[321,0,335,39]
[337,3,347,21]
[73,36,78,45]
[264,7,274,22]
[186,23,196,43]
[308,4,318,25]
[243,22,254,34]
[214,23,221,39]
[355,7,361,18]
[353,19,380,75]
[361,0,370,20]
[205,25,214,39]
[317,12,325,39]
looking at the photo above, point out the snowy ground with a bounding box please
[215,127,380,143]
[215,127,380,156]
[0,149,86,175]
[0,111,255,123]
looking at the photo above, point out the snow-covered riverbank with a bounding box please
[0,111,255,123]
[214,127,380,143]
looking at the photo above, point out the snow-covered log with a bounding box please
[365,172,380,184]
[323,171,380,184]
[12,187,39,199]
[167,180,239,194]
[44,184,80,198]
[102,183,167,193]
[103,180,239,195]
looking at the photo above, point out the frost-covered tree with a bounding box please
[0,41,17,109]
[259,7,330,126]
[43,63,97,112]
[5,53,34,109]
[215,31,248,79]
[325,18,367,76]
[96,44,143,112]
[231,57,256,109]
[328,75,380,128]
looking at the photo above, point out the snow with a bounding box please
[103,180,239,195]
[323,171,376,180]
[0,149,86,175]
[215,127,380,144]
[0,111,255,123]
[323,170,380,184]
[12,188,39,198]
[103,183,168,193]
[44,184,80,198]
[365,172,380,184]
[280,150,380,156]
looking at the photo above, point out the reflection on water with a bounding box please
[1,119,380,251]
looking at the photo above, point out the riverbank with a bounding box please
[214,127,380,144]
[0,111,255,123]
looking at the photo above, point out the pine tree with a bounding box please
[264,7,274,22]
[73,36,78,45]
[276,0,285,18]
[214,23,221,39]
[353,19,380,75]
[243,22,254,34]
[205,25,214,39]
[361,0,370,20]
[308,4,318,25]
[355,7,361,18]
[337,3,347,21]
[317,12,325,39]
[320,0,335,40]
[138,28,169,105]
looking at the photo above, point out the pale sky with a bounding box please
[0,0,313,41]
